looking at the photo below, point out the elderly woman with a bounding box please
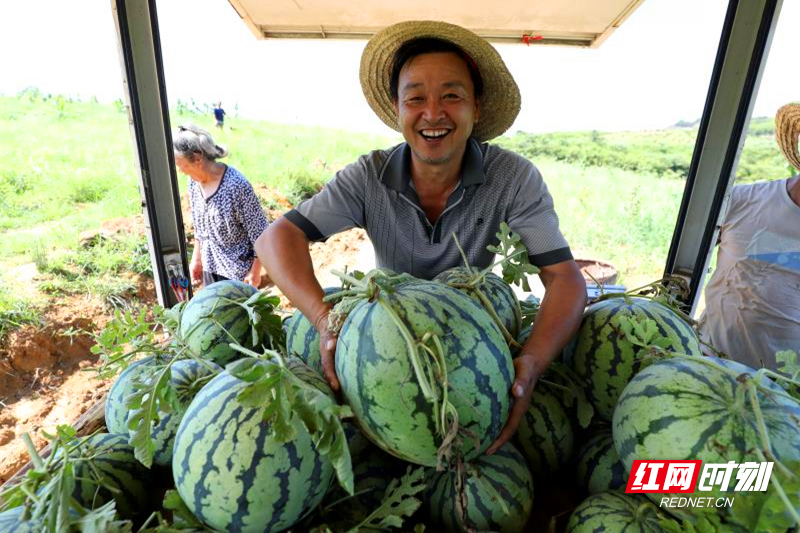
[173,124,268,288]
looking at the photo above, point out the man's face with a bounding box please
[393,52,480,167]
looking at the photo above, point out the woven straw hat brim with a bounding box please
[360,20,521,143]
[776,103,800,171]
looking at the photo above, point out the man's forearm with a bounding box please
[254,218,331,328]
[519,267,586,367]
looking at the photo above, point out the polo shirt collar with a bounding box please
[380,137,485,192]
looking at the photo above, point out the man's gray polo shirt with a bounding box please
[285,138,572,280]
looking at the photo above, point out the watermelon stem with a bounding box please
[422,333,462,468]
[746,383,795,479]
[473,287,521,348]
[448,233,524,345]
[22,432,44,470]
[592,276,695,325]
[451,233,476,276]
[376,298,437,403]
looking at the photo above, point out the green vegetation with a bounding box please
[0,91,790,341]
[0,92,395,339]
[498,117,792,182]
[537,158,684,286]
[0,283,40,341]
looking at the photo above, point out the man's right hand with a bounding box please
[315,312,340,392]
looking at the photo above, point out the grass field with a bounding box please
[0,92,790,336]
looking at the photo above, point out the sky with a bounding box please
[0,0,797,135]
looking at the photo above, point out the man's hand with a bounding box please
[315,312,340,392]
[486,354,542,454]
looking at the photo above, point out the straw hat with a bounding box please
[360,20,521,142]
[776,102,800,171]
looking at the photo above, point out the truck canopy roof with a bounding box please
[227,0,644,47]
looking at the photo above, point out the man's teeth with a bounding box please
[421,129,449,138]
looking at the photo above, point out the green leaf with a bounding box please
[776,350,800,376]
[126,364,174,468]
[347,467,427,532]
[0,429,132,531]
[74,501,133,533]
[162,490,209,529]
[231,356,355,497]
[775,351,800,400]
[485,222,540,291]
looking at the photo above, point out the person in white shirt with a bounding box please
[699,102,800,369]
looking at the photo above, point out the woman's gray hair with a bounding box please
[174,124,228,161]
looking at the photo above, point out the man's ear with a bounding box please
[474,99,481,124]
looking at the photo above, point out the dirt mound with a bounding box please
[0,274,155,484]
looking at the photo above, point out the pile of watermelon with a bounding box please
[2,270,799,533]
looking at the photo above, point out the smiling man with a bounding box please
[255,20,586,451]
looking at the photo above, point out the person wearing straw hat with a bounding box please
[255,21,586,451]
[699,102,800,369]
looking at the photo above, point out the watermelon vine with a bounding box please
[330,268,468,467]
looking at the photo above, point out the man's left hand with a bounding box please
[486,354,542,454]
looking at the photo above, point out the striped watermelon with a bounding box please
[435,266,521,341]
[568,297,702,421]
[172,360,334,532]
[613,357,800,507]
[285,287,340,375]
[567,492,668,532]
[336,280,513,466]
[428,443,534,533]
[575,426,626,494]
[104,356,160,434]
[130,358,221,466]
[514,382,574,477]
[179,280,270,364]
[71,433,153,519]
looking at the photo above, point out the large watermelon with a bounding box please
[434,266,522,341]
[514,382,574,478]
[568,297,702,420]
[178,280,273,364]
[336,280,513,466]
[172,360,334,532]
[130,358,221,466]
[613,357,800,507]
[71,433,153,519]
[566,492,668,532]
[104,355,160,434]
[285,287,340,375]
[575,426,626,494]
[428,443,534,533]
